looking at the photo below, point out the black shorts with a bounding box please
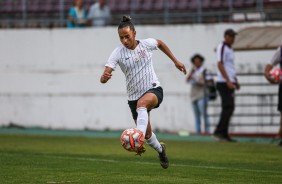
[278,84,282,112]
[128,87,163,120]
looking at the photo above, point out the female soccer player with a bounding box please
[100,15,187,169]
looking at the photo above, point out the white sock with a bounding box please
[136,107,149,136]
[146,132,163,153]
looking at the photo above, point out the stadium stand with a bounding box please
[0,0,281,28]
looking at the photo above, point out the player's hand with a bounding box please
[265,73,280,84]
[175,61,187,75]
[235,82,240,90]
[227,81,236,90]
[101,72,112,83]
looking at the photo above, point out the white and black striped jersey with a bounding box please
[105,38,161,101]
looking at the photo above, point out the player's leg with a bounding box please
[277,85,282,146]
[198,96,210,134]
[137,89,169,168]
[192,100,201,134]
[214,83,235,142]
[145,113,161,152]
[146,112,169,169]
[278,113,282,146]
[136,92,158,136]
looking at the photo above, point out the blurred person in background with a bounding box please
[88,0,111,27]
[264,46,282,147]
[67,0,88,28]
[213,29,240,142]
[186,54,213,134]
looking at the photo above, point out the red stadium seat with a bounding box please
[140,0,154,12]
[210,0,222,9]
[202,0,210,9]
[244,0,256,7]
[130,0,142,12]
[110,0,130,12]
[168,0,178,11]
[233,0,244,8]
[222,0,231,8]
[187,0,198,11]
[1,0,15,14]
[154,0,165,11]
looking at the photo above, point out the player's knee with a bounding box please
[137,99,149,109]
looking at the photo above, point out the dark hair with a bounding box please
[118,15,135,31]
[190,54,204,63]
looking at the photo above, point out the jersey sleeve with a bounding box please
[142,38,158,51]
[270,47,281,66]
[216,44,224,63]
[105,47,119,70]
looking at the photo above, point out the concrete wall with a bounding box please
[0,21,281,133]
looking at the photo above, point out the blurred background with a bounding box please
[0,0,281,136]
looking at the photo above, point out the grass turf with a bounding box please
[0,134,282,184]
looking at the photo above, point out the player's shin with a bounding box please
[146,132,162,153]
[136,107,148,136]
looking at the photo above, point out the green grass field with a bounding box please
[0,133,282,184]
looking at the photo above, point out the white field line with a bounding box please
[1,152,281,174]
[50,155,282,174]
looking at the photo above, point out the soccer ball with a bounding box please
[120,128,145,152]
[270,68,282,82]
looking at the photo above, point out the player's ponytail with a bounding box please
[118,15,135,31]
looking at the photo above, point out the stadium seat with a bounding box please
[168,0,178,11]
[244,0,256,7]
[175,0,189,10]
[201,0,210,9]
[222,0,231,8]
[187,0,198,11]
[209,0,222,9]
[27,0,41,14]
[154,0,165,11]
[108,0,130,13]
[233,0,244,8]
[140,0,154,12]
[1,0,15,14]
[130,0,142,12]
[107,0,117,12]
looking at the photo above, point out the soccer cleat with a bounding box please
[159,142,169,169]
[135,145,146,156]
[278,139,282,147]
[213,134,237,142]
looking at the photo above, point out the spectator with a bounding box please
[88,0,111,27]
[186,54,212,134]
[213,29,240,142]
[67,0,88,28]
[264,46,282,146]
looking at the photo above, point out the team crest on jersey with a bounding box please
[138,50,146,59]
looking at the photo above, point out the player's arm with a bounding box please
[264,64,273,82]
[217,61,236,89]
[100,66,113,83]
[156,39,187,75]
[265,47,281,84]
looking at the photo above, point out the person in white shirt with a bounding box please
[213,29,240,142]
[186,54,213,134]
[100,15,187,169]
[88,0,111,27]
[264,46,282,146]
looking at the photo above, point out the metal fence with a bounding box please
[207,73,280,133]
